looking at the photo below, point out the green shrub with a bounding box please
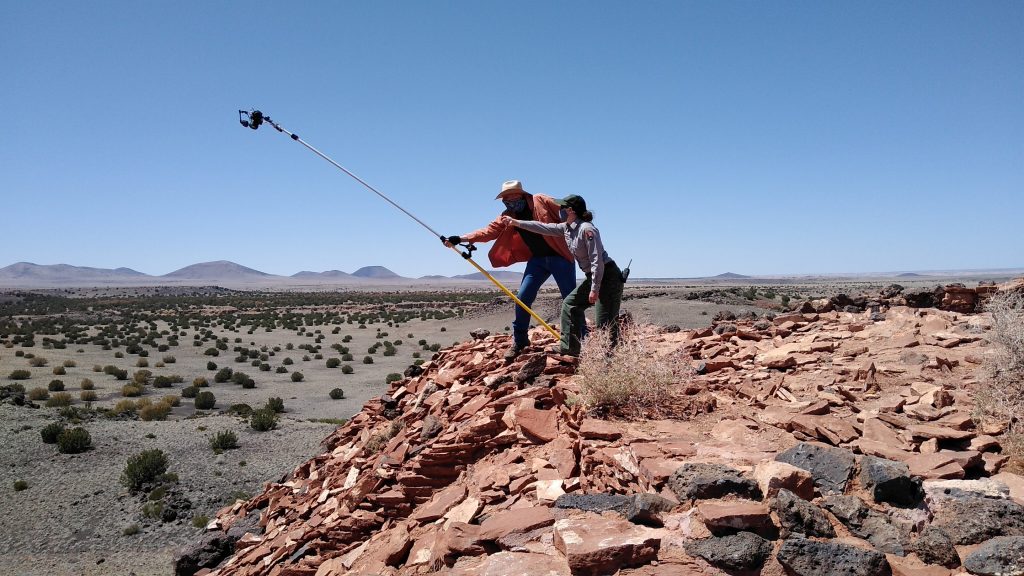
[275,366,287,373]
[282,357,293,365]
[206,361,217,371]
[195,391,216,410]
[385,373,402,384]
[121,449,168,492]
[192,514,210,529]
[40,422,65,444]
[46,392,72,408]
[13,480,28,491]
[266,397,284,413]
[249,408,277,432]
[329,388,345,400]
[362,356,373,364]
[80,378,94,390]
[9,370,30,380]
[122,524,140,536]
[133,370,152,385]
[57,427,92,454]
[48,379,65,392]
[80,390,97,402]
[326,358,340,368]
[341,364,354,374]
[209,430,238,451]
[214,368,233,383]
[28,387,48,401]
[181,386,198,399]
[290,372,304,382]
[152,376,172,388]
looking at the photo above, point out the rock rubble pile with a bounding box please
[179,282,1024,576]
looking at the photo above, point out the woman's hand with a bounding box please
[589,290,599,304]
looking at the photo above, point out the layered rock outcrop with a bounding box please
[181,282,1024,576]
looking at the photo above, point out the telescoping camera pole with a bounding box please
[238,109,560,340]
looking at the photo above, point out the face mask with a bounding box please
[503,198,526,213]
[558,208,568,222]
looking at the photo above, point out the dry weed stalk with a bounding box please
[976,290,1024,458]
[577,323,694,418]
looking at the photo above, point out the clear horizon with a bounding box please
[2,259,1023,281]
[3,2,1022,278]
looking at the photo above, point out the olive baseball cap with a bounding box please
[557,194,587,213]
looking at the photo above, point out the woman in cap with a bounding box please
[501,194,624,356]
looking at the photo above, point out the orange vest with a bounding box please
[462,194,573,268]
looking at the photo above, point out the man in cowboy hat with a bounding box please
[444,180,576,361]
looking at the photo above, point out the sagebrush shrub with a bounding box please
[80,390,97,402]
[249,408,277,432]
[341,364,354,374]
[266,397,284,413]
[9,370,31,380]
[48,379,64,392]
[577,324,695,419]
[80,378,94,390]
[209,430,238,451]
[193,377,209,388]
[28,387,48,401]
[181,386,198,399]
[52,366,65,375]
[139,402,171,421]
[122,384,142,397]
[290,372,304,382]
[46,392,72,408]
[13,480,28,491]
[976,290,1024,458]
[162,395,180,407]
[112,399,136,415]
[57,427,92,454]
[121,449,168,492]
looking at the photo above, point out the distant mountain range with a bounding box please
[0,261,526,288]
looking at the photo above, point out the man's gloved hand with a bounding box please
[446,235,462,245]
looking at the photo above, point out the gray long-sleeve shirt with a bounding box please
[514,220,611,288]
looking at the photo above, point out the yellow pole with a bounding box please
[449,246,560,340]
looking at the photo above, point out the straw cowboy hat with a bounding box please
[495,180,529,199]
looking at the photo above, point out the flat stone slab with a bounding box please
[553,514,661,576]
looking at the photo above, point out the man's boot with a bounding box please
[503,343,525,362]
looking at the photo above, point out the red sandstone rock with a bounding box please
[554,514,661,576]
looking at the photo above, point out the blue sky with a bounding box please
[2,1,1021,278]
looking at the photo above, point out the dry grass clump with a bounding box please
[577,323,695,419]
[976,289,1024,460]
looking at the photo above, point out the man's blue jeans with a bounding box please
[512,256,577,348]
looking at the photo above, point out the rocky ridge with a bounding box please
[180,281,1024,576]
